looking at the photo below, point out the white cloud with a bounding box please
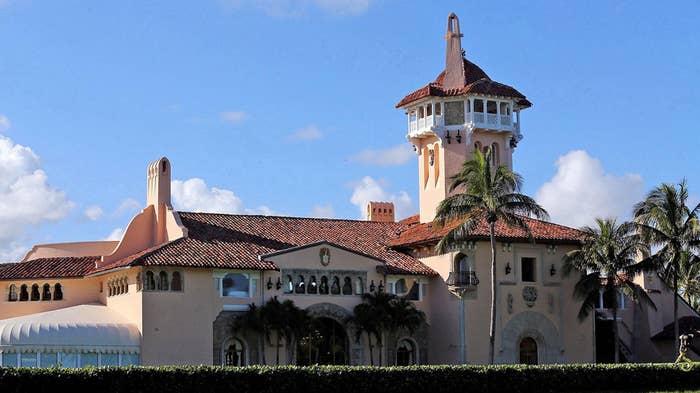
[114,198,141,216]
[104,227,124,241]
[311,203,335,218]
[0,115,10,132]
[350,143,414,166]
[84,205,104,221]
[220,0,371,16]
[535,150,645,228]
[221,111,247,124]
[0,135,74,260]
[289,125,322,141]
[349,176,413,220]
[171,178,274,215]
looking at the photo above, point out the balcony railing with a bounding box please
[408,112,517,137]
[446,271,480,288]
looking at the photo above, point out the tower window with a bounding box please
[435,103,441,116]
[474,99,484,113]
[30,284,40,301]
[426,105,432,116]
[41,283,51,301]
[521,258,536,282]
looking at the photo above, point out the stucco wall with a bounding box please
[0,277,102,320]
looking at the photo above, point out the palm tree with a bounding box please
[357,291,394,366]
[633,180,700,352]
[434,146,548,364]
[230,302,267,365]
[261,296,287,365]
[563,218,656,363]
[280,299,312,365]
[350,302,381,366]
[678,250,700,306]
[385,296,426,365]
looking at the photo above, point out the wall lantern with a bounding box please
[369,280,376,292]
[378,280,384,293]
[266,277,273,290]
[550,264,557,276]
[445,130,452,144]
[505,262,512,275]
[275,277,282,290]
[456,130,462,144]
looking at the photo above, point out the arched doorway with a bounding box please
[297,317,348,365]
[222,337,247,366]
[396,338,417,366]
[519,337,538,365]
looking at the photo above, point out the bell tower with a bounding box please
[396,13,532,223]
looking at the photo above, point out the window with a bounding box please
[519,337,538,365]
[521,258,536,282]
[40,352,58,367]
[284,275,294,294]
[394,279,409,296]
[8,284,17,302]
[81,353,98,367]
[222,273,250,298]
[30,284,40,301]
[308,276,318,294]
[426,104,432,116]
[171,271,182,291]
[101,354,119,366]
[121,354,140,366]
[145,271,156,291]
[295,275,306,294]
[41,283,51,301]
[406,282,421,301]
[435,102,441,116]
[60,352,78,368]
[330,276,341,295]
[21,352,37,367]
[53,283,63,300]
[19,284,28,301]
[157,271,169,291]
[319,276,329,295]
[487,100,497,114]
[598,289,626,310]
[223,338,246,366]
[444,101,465,126]
[342,277,352,295]
[354,278,363,295]
[1,353,17,367]
[396,339,416,366]
[474,99,484,113]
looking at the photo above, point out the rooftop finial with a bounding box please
[443,13,466,90]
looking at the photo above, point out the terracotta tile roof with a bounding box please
[396,58,532,108]
[389,214,584,248]
[0,256,99,281]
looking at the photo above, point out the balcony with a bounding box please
[446,270,479,290]
[407,111,518,138]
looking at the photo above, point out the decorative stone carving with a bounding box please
[507,293,513,314]
[319,247,331,266]
[522,286,537,307]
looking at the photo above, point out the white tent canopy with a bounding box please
[0,304,140,354]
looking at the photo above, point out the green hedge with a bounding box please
[0,363,699,393]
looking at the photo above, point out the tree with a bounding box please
[350,302,381,366]
[434,146,548,364]
[230,302,268,365]
[633,180,700,352]
[677,250,700,307]
[260,296,288,365]
[357,291,393,366]
[280,298,312,365]
[385,296,426,365]
[563,218,656,363]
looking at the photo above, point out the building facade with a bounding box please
[0,13,695,368]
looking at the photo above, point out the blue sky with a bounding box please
[0,0,698,260]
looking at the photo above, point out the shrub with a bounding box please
[0,363,698,393]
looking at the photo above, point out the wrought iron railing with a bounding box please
[446,271,479,288]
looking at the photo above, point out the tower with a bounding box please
[396,13,532,223]
[147,157,172,244]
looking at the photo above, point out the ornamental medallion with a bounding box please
[319,247,331,266]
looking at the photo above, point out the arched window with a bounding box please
[295,275,306,294]
[53,283,63,300]
[319,276,329,295]
[157,271,169,291]
[284,275,294,294]
[307,276,318,294]
[455,254,470,274]
[396,339,416,366]
[342,277,352,295]
[519,337,538,365]
[8,284,17,302]
[223,338,246,366]
[171,272,182,291]
[41,283,51,301]
[393,278,409,296]
[19,284,29,301]
[145,271,156,291]
[222,273,250,297]
[30,284,40,301]
[354,277,363,295]
[330,276,341,295]
[491,143,500,167]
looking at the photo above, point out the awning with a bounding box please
[0,304,140,354]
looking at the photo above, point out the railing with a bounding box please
[446,271,480,288]
[408,112,515,135]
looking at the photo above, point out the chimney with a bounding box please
[147,157,172,244]
[367,201,395,223]
[443,12,466,90]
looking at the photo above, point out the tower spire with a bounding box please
[443,13,465,90]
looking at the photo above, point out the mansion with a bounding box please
[0,13,697,368]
